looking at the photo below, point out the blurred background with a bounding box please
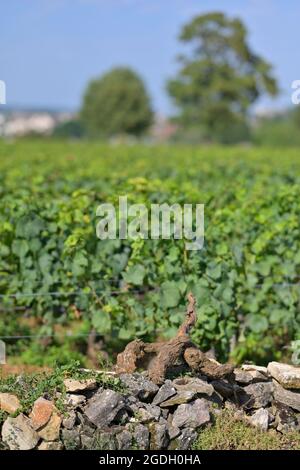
[1,0,300,145]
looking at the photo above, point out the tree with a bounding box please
[52,119,86,139]
[81,67,153,137]
[167,12,278,143]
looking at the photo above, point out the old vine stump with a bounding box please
[115,292,234,384]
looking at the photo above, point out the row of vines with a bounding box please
[1,141,300,366]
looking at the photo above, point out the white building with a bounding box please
[0,111,74,137]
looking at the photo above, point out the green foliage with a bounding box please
[193,409,300,450]
[52,119,87,139]
[1,141,300,366]
[254,108,300,147]
[0,361,125,415]
[80,67,153,137]
[167,12,278,143]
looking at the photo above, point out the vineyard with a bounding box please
[1,140,300,367]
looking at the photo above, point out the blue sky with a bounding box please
[1,0,299,113]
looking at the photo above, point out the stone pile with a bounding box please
[1,361,300,450]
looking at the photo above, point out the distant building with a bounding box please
[150,114,177,142]
[0,110,74,137]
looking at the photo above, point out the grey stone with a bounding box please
[84,389,125,428]
[241,364,270,382]
[2,414,39,450]
[172,398,210,429]
[211,380,234,399]
[249,408,269,431]
[167,415,180,440]
[152,380,176,405]
[273,380,300,411]
[138,403,161,423]
[79,422,96,437]
[132,424,149,450]
[149,422,169,449]
[62,410,76,429]
[268,362,300,389]
[176,428,197,450]
[119,373,158,401]
[116,430,132,450]
[61,428,81,450]
[137,408,154,424]
[114,408,129,426]
[64,394,86,408]
[127,395,139,404]
[234,369,253,385]
[92,430,117,450]
[242,382,274,409]
[272,401,299,433]
[172,377,214,396]
[81,434,94,449]
[160,390,196,407]
[209,391,224,406]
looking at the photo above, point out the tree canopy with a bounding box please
[81,67,153,137]
[167,12,278,143]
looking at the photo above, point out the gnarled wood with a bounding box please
[115,292,234,384]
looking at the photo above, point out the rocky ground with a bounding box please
[1,361,300,450]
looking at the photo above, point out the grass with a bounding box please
[0,360,125,417]
[193,409,300,450]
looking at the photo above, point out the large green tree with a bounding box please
[81,67,153,137]
[167,12,278,143]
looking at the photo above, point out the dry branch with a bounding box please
[115,292,234,384]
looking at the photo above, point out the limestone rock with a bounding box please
[272,401,299,433]
[242,382,274,409]
[81,434,94,449]
[116,430,132,450]
[273,380,300,411]
[241,364,270,382]
[175,428,197,450]
[152,380,176,405]
[234,369,253,385]
[64,378,97,393]
[2,414,39,450]
[167,415,180,440]
[62,410,77,429]
[38,441,63,450]
[62,428,81,450]
[149,422,169,449]
[119,373,158,401]
[84,389,125,428]
[139,403,161,423]
[29,397,55,430]
[172,398,210,429]
[160,390,196,407]
[92,430,117,450]
[0,393,21,414]
[132,423,149,450]
[249,408,269,431]
[268,362,300,389]
[64,394,86,407]
[172,377,214,396]
[211,380,234,399]
[37,412,61,441]
[79,422,96,437]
